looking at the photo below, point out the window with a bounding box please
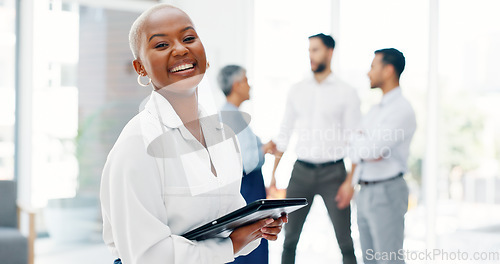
[254,0,333,187]
[31,2,80,204]
[439,0,500,205]
[0,0,16,180]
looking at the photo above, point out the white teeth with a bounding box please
[171,63,194,73]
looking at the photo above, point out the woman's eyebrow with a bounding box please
[180,26,195,32]
[149,34,166,42]
[148,26,195,43]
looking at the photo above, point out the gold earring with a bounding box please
[137,73,151,87]
[206,61,210,69]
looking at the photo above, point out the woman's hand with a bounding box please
[230,215,288,254]
[260,214,287,241]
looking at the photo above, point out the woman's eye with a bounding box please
[183,36,195,42]
[155,43,168,48]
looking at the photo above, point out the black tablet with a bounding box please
[182,198,308,241]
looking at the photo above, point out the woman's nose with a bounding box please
[171,41,188,56]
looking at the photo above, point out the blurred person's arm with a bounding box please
[269,150,283,190]
[350,104,416,161]
[220,106,259,174]
[237,125,260,174]
[336,87,362,209]
[266,90,296,190]
[335,163,356,209]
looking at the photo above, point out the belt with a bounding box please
[296,159,343,169]
[358,172,404,186]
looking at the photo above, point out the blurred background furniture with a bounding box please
[0,180,36,264]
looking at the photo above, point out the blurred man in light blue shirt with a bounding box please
[347,48,416,264]
[221,101,265,174]
[218,65,268,264]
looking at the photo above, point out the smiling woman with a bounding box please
[99,4,287,264]
[130,6,207,93]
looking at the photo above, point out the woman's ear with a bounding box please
[133,59,145,75]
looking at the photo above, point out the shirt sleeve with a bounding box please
[100,134,238,264]
[273,89,297,152]
[349,104,416,162]
[236,122,260,174]
[220,108,260,174]
[344,88,362,165]
[256,136,265,169]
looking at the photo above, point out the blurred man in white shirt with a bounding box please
[264,33,360,264]
[349,48,416,264]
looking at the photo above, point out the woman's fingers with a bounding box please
[278,214,288,224]
[266,215,288,227]
[266,219,282,228]
[261,215,288,238]
[261,226,282,235]
[240,215,289,243]
[262,233,278,240]
[282,214,288,223]
[230,218,275,254]
[247,218,274,233]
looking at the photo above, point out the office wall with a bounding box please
[77,6,150,196]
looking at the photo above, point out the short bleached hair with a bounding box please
[128,4,188,59]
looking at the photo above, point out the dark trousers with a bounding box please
[231,168,269,264]
[281,160,356,264]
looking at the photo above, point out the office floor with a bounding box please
[35,198,500,264]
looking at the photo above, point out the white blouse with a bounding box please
[100,91,260,264]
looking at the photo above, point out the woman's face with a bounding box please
[134,8,207,93]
